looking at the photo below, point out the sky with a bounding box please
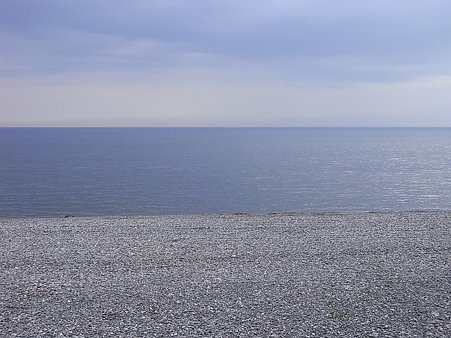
[1,0,451,127]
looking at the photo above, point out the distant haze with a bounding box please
[1,0,451,127]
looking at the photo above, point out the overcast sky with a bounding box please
[1,0,451,126]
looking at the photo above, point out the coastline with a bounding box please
[1,211,450,337]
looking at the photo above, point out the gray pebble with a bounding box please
[1,211,450,337]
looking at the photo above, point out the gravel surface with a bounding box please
[1,211,450,337]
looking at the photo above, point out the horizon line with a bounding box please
[1,126,450,129]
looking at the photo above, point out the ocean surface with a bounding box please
[0,127,450,217]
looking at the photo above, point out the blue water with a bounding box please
[0,127,450,217]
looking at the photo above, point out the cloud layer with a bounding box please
[1,0,451,126]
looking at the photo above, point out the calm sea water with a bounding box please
[0,127,450,217]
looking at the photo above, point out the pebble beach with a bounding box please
[1,211,450,337]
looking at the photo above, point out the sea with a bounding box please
[0,127,450,217]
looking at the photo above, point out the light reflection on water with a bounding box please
[0,128,450,217]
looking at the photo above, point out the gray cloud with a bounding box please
[2,0,451,82]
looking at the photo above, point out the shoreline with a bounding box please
[1,208,450,219]
[1,211,450,337]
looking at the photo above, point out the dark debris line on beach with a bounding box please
[1,212,450,337]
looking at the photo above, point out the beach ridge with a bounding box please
[1,211,450,337]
